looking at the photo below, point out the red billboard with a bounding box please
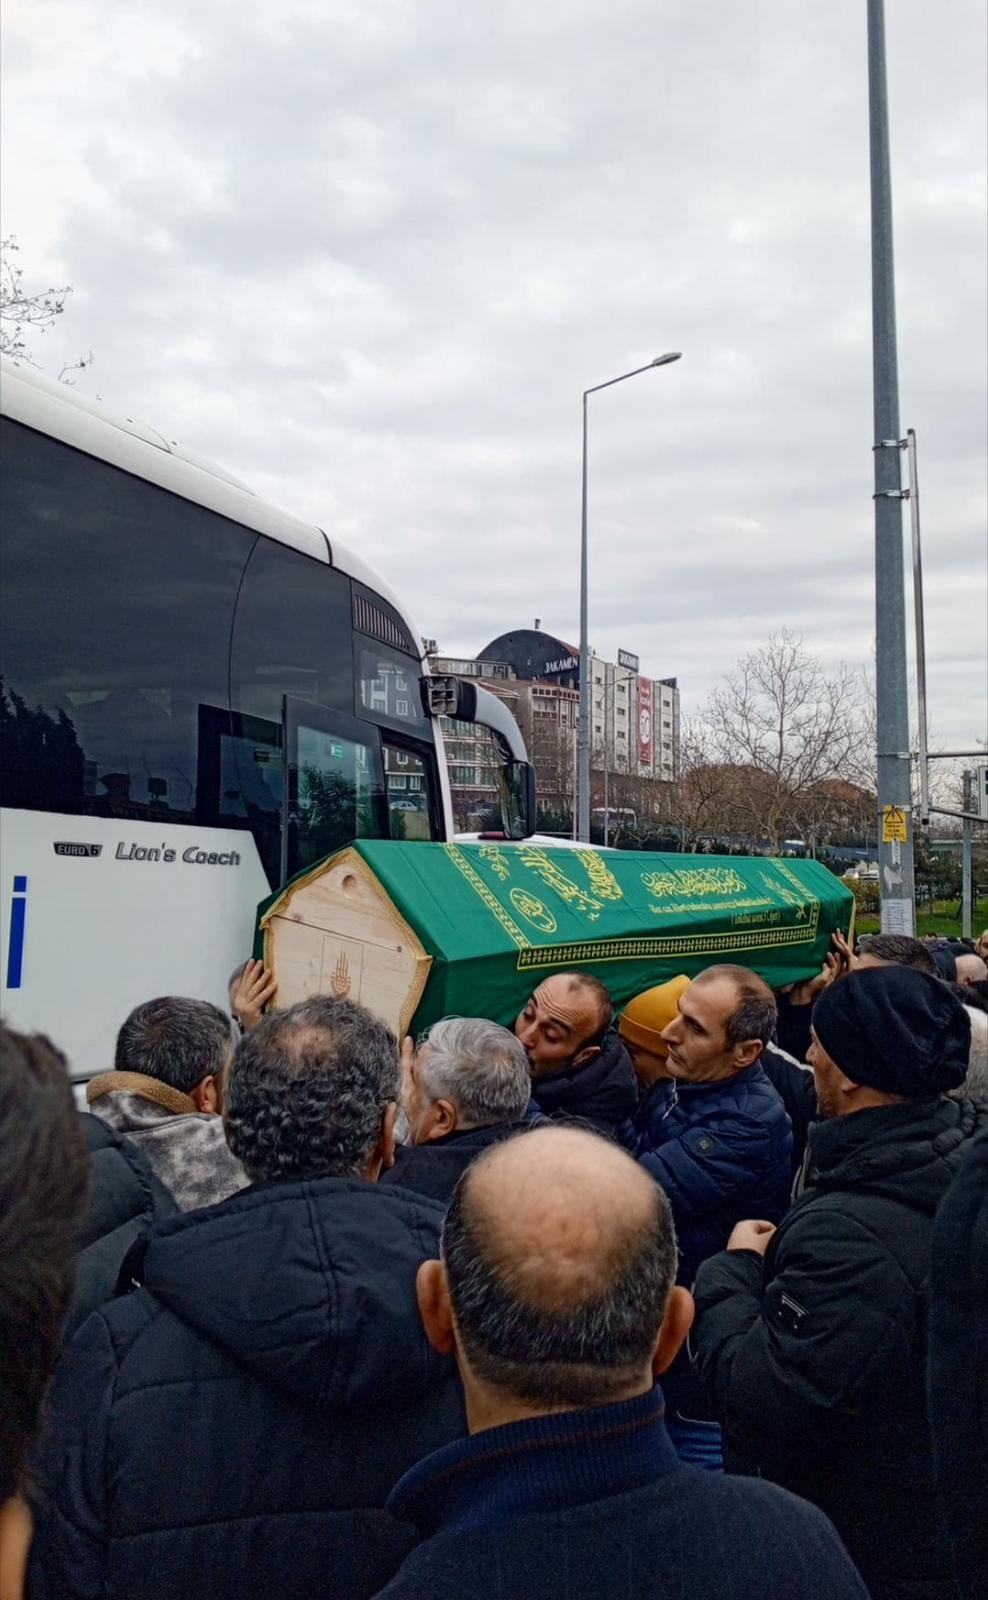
[638,677,654,769]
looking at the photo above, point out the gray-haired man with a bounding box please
[381,1018,532,1205]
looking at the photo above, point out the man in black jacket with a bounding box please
[694,967,983,1600]
[765,932,945,1172]
[29,997,467,1600]
[65,1113,177,1343]
[375,1125,868,1600]
[382,1017,532,1205]
[515,971,637,1143]
[1,1026,89,1600]
[774,930,936,1067]
[928,1127,988,1600]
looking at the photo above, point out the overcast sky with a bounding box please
[3,0,986,749]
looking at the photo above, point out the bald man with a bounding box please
[957,950,988,989]
[515,972,637,1144]
[375,1128,868,1600]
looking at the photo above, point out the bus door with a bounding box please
[281,696,389,882]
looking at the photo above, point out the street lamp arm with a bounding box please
[583,352,682,399]
[584,363,656,399]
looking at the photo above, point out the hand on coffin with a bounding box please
[232,959,278,1032]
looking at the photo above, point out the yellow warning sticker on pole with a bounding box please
[882,805,909,843]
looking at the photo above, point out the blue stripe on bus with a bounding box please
[6,879,27,989]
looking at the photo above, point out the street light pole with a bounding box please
[577,352,682,842]
[579,388,590,840]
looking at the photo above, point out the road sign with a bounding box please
[976,764,988,822]
[882,804,909,843]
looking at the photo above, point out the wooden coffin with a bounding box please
[257,841,854,1040]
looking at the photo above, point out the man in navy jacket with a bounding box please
[374,1125,867,1600]
[627,966,793,1282]
[619,965,792,1465]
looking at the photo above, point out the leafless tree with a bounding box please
[673,720,747,847]
[703,629,867,852]
[858,663,976,815]
[0,236,93,381]
[791,778,877,857]
[598,765,674,833]
[527,717,577,818]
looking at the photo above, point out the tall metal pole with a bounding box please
[868,0,916,932]
[576,353,682,844]
[906,429,931,826]
[962,770,973,939]
[603,667,610,847]
[577,393,591,842]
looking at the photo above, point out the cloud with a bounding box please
[2,0,985,750]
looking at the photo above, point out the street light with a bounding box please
[577,352,682,842]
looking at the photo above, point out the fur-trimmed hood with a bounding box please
[87,1072,248,1211]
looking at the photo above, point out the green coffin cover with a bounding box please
[257,841,853,1034]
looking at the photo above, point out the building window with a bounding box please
[396,698,409,716]
[397,750,409,766]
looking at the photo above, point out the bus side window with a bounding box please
[229,537,353,725]
[0,418,251,823]
[382,744,437,841]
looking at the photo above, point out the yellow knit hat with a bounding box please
[619,974,691,1056]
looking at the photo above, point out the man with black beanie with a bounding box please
[693,967,985,1600]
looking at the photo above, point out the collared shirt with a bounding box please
[387,1383,680,1538]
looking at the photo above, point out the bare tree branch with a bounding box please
[1,236,93,382]
[702,629,871,852]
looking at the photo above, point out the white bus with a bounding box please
[0,359,534,1076]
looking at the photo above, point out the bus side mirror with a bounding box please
[420,675,478,721]
[500,759,537,840]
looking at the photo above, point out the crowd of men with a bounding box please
[1,929,987,1600]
